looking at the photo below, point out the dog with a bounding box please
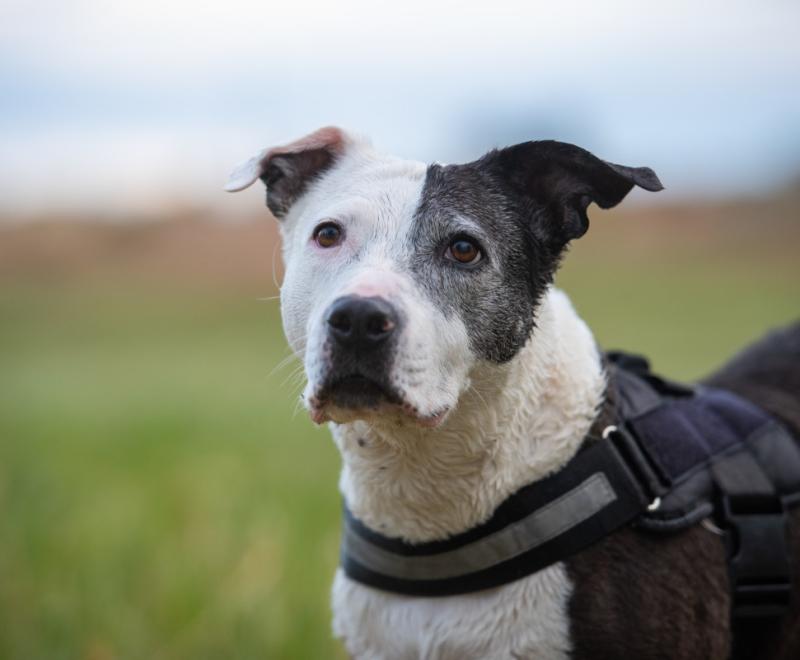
[227,127,800,659]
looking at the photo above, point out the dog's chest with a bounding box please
[331,564,573,659]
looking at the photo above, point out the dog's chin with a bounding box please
[307,375,450,428]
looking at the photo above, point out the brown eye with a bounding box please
[446,237,482,265]
[313,222,342,248]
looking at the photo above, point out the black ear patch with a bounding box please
[261,148,335,218]
[225,126,346,216]
[479,140,663,244]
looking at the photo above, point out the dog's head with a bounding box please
[227,127,661,427]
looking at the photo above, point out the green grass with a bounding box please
[0,235,797,659]
[0,288,342,660]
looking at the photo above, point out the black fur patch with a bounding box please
[408,141,662,363]
[408,161,558,363]
[566,523,732,660]
[261,149,335,218]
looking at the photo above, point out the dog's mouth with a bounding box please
[324,374,402,409]
[307,374,449,427]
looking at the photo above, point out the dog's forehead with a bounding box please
[301,146,518,247]
[306,150,429,225]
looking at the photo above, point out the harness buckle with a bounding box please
[602,424,669,506]
[722,493,792,619]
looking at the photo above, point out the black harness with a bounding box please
[340,353,800,648]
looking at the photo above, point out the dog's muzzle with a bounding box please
[318,295,402,409]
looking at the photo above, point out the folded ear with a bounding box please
[225,126,348,218]
[480,140,663,243]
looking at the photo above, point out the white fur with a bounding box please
[332,564,573,660]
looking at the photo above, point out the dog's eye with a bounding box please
[446,237,482,265]
[313,222,342,248]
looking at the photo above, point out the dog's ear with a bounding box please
[225,126,348,218]
[480,140,663,243]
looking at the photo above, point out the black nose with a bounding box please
[326,296,398,350]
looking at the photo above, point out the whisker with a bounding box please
[271,241,282,291]
[280,369,306,390]
[268,352,301,379]
[292,394,308,420]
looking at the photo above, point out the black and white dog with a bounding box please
[227,127,800,659]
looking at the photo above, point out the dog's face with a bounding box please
[227,127,661,427]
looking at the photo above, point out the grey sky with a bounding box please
[1,0,799,216]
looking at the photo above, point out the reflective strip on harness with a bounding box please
[343,473,616,582]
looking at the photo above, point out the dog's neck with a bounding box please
[330,288,606,543]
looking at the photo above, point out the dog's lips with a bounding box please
[407,406,449,428]
[308,376,450,428]
[322,374,401,407]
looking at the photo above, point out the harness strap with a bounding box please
[713,425,795,660]
[342,432,651,596]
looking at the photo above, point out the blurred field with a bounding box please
[0,193,798,659]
